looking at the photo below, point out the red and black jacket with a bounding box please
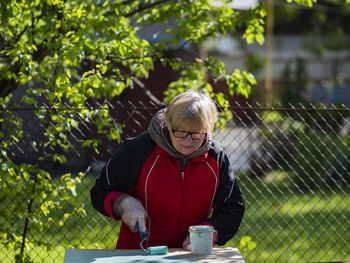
[90,131,245,249]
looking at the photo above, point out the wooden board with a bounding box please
[63,247,246,263]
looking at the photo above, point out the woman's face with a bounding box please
[167,122,207,156]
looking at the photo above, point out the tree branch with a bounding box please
[124,0,170,17]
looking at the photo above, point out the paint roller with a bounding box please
[135,222,168,255]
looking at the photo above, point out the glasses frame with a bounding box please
[171,129,207,141]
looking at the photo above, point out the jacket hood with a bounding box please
[147,109,212,164]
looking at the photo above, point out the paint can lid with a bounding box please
[188,225,214,232]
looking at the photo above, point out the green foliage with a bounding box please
[242,3,266,45]
[275,0,350,57]
[0,0,319,261]
[249,110,306,178]
[0,109,88,262]
[291,129,350,190]
[260,110,305,139]
[238,236,257,252]
[287,0,317,7]
[256,108,350,190]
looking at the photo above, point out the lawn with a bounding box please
[229,173,350,263]
[1,172,349,263]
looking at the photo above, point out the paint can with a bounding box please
[188,225,213,255]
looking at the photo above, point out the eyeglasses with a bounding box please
[171,129,207,141]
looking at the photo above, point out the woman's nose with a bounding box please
[183,135,194,143]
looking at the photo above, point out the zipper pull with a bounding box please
[181,171,184,179]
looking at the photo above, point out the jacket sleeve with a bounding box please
[90,131,155,220]
[207,143,245,246]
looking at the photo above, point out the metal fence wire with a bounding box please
[1,100,350,263]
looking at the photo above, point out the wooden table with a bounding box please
[64,247,246,262]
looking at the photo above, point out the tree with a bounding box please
[273,0,350,58]
[278,57,309,106]
[274,0,350,35]
[0,0,317,262]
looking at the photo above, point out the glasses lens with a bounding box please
[191,133,206,140]
[173,130,187,138]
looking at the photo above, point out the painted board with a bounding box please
[63,247,246,263]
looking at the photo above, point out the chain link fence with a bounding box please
[1,99,350,263]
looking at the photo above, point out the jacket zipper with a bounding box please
[178,167,185,246]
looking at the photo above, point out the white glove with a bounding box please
[113,194,147,233]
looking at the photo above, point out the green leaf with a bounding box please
[100,65,107,74]
[238,236,257,252]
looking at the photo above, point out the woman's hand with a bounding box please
[182,234,191,250]
[113,195,147,233]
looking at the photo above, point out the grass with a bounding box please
[1,171,350,263]
[229,173,350,263]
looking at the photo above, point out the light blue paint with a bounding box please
[64,249,196,263]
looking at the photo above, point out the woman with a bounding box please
[90,91,245,250]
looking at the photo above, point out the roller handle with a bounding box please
[135,222,149,241]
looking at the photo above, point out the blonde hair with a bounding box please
[163,91,218,132]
